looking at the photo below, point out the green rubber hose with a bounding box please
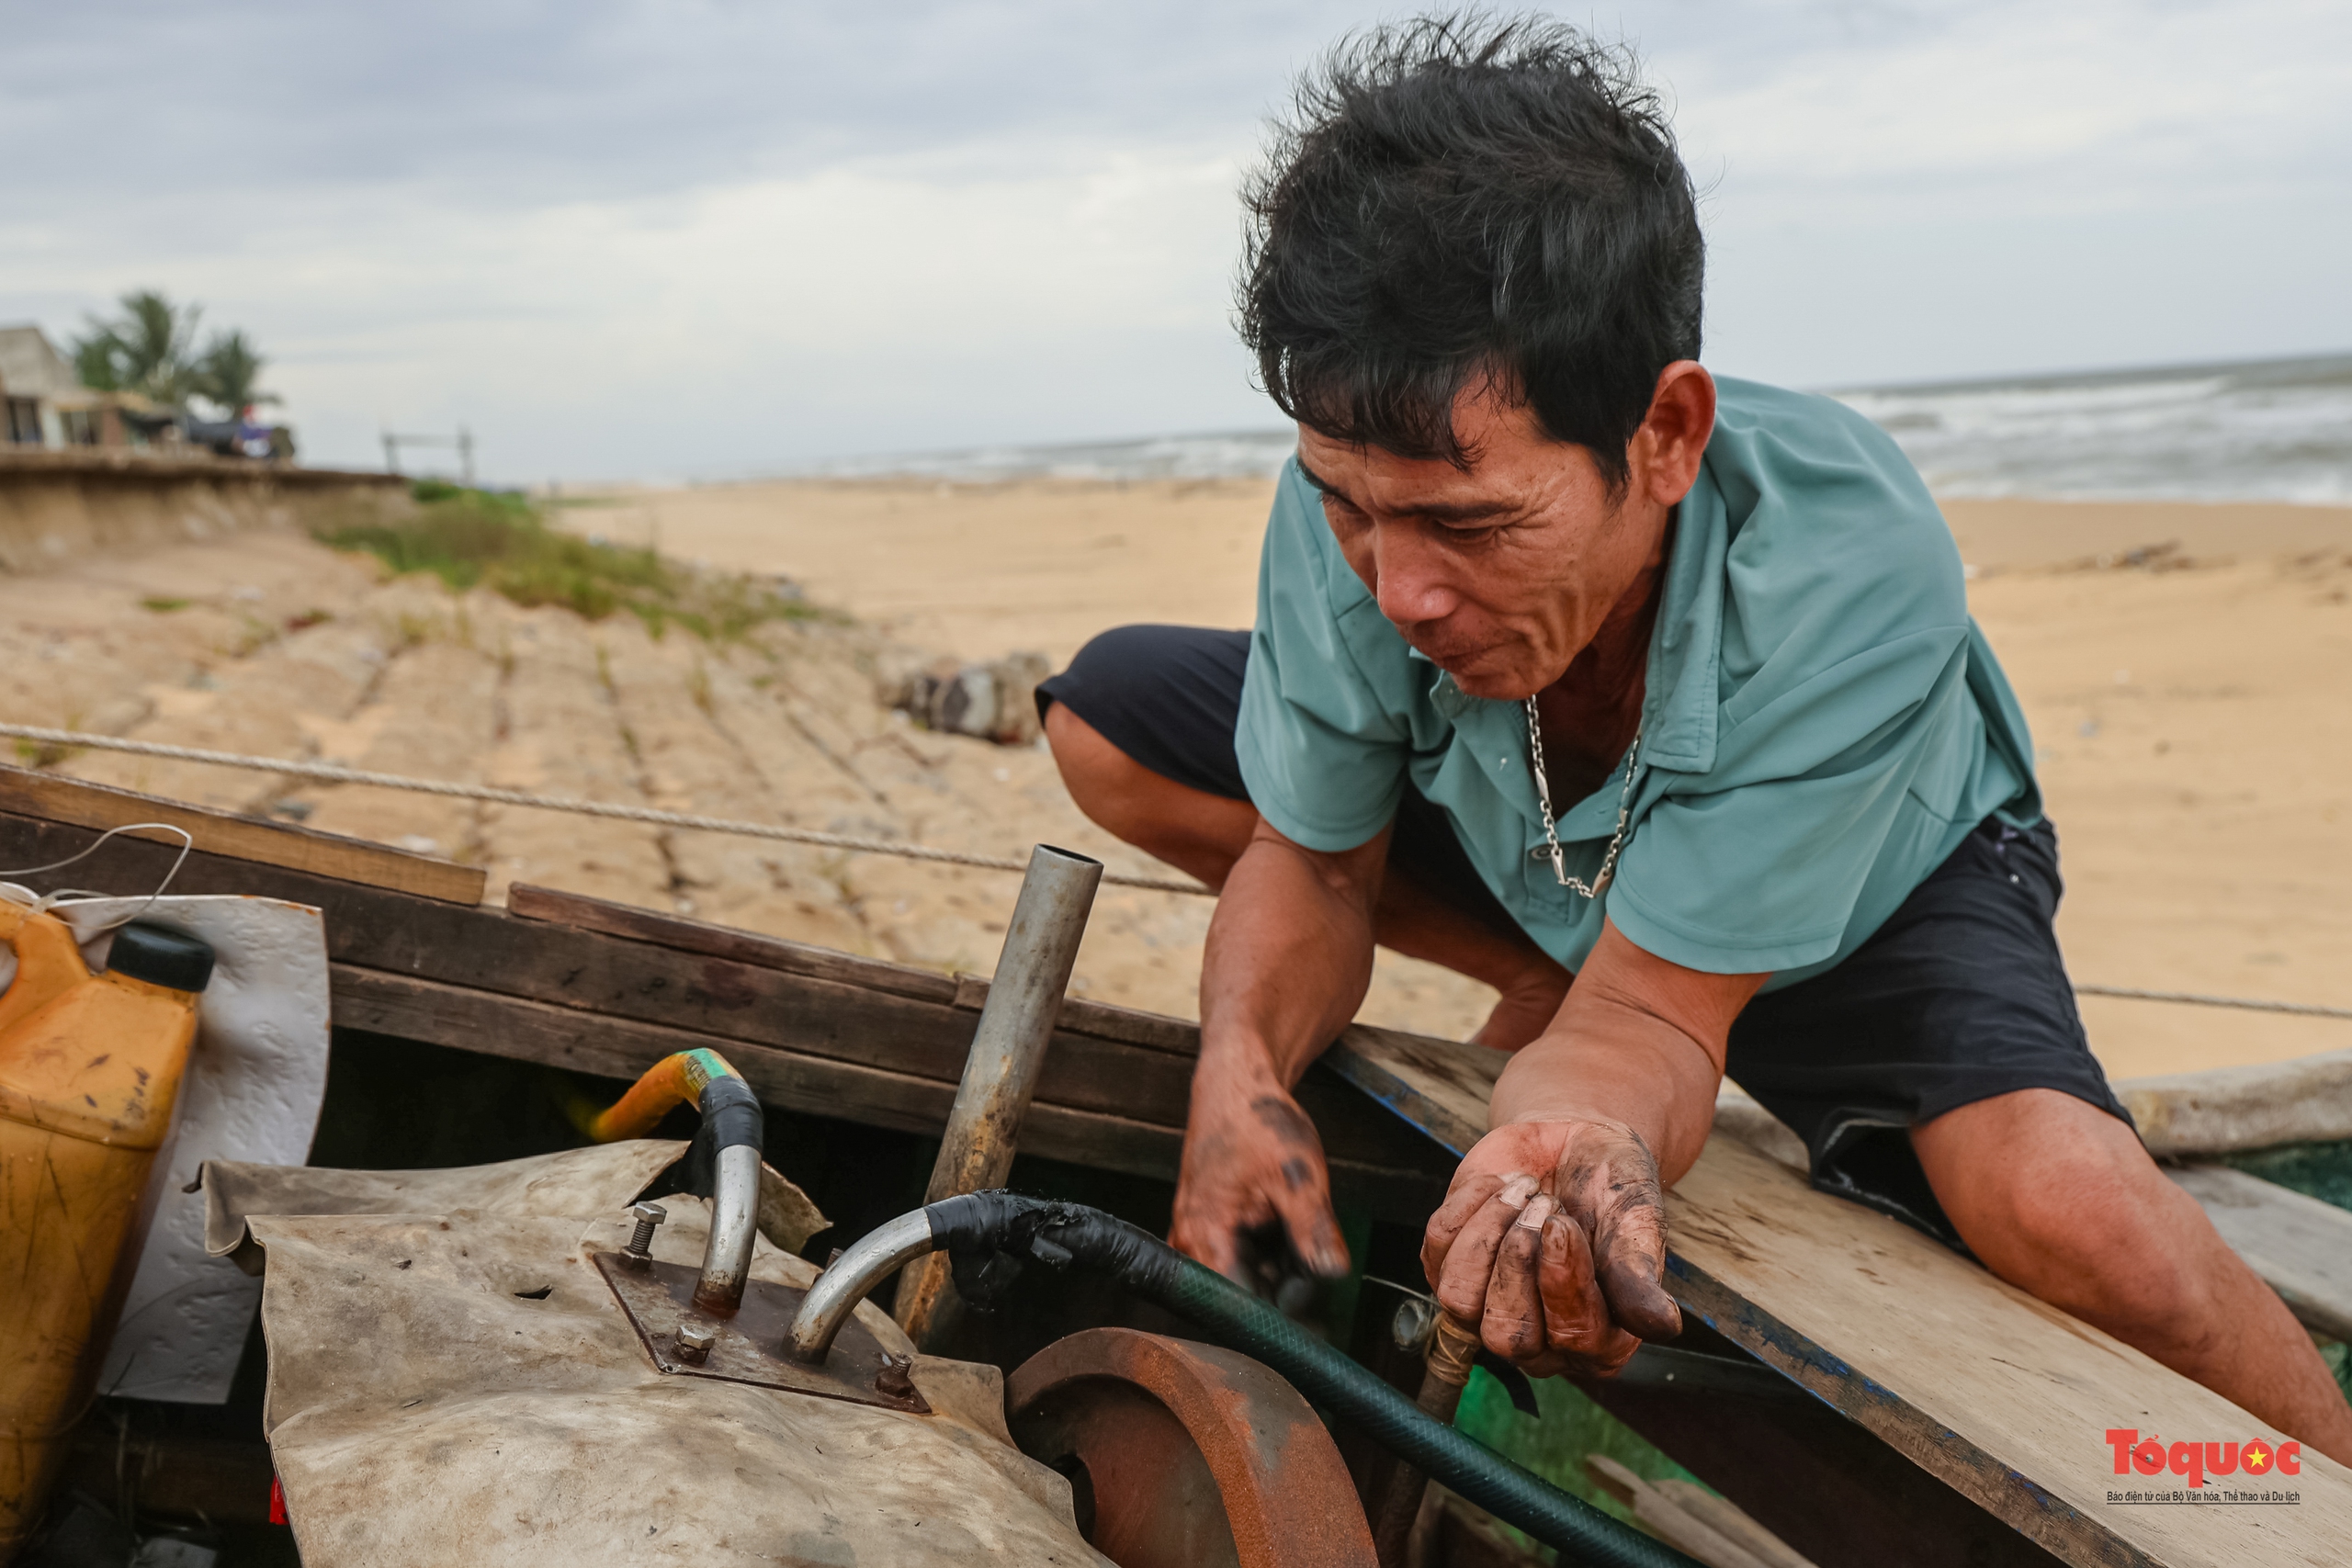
[931,1191,1702,1568]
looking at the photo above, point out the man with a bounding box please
[1037,17,2352,1453]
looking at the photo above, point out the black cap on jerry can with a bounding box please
[107,923,215,994]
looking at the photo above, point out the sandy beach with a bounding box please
[6,478,2346,1085]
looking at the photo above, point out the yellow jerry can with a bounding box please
[0,906,212,1559]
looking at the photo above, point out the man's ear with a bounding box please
[1630,362,1715,508]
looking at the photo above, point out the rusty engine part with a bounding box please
[1007,1327,1375,1568]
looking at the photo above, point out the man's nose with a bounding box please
[1372,526,1454,626]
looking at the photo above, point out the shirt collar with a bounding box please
[1638,470,1727,775]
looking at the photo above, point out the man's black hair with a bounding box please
[1238,13,1703,486]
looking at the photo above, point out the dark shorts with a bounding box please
[1039,624,2132,1247]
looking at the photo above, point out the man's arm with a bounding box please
[1171,814,1392,1280]
[1422,919,1765,1373]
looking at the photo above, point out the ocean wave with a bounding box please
[789,351,2352,504]
[1833,352,2352,505]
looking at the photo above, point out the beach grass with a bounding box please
[318,480,821,640]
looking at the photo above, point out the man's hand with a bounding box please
[1170,1059,1350,1284]
[1176,817,1387,1286]
[1427,921,1763,1375]
[1421,1117,1682,1377]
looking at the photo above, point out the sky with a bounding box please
[4,0,2347,483]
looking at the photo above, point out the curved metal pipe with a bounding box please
[692,1142,763,1314]
[786,1209,937,1362]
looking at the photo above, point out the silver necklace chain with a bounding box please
[1525,696,1642,899]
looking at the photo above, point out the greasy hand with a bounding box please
[1170,1071,1350,1285]
[1421,1118,1681,1377]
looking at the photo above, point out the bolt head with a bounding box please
[629,1202,667,1225]
[675,1323,716,1365]
[874,1353,917,1397]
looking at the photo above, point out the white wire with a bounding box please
[0,820,196,931]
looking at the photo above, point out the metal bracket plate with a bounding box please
[592,1249,930,1415]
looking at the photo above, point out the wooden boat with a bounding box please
[6,763,2351,1568]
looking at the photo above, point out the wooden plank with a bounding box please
[326,964,1448,1220]
[509,882,1201,1055]
[0,763,484,904]
[1668,1140,2352,1566]
[0,810,1453,1200]
[1333,1026,2352,1568]
[506,881,960,1007]
[1583,1452,1793,1568]
[2170,1164,2352,1343]
[2119,1052,2352,1158]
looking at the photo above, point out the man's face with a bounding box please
[1296,385,1680,701]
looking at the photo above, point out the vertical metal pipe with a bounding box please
[692,1142,763,1314]
[893,843,1102,1347]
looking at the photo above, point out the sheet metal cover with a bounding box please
[594,1250,930,1414]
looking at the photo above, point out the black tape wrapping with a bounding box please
[684,1075,764,1198]
[929,1191,1179,1313]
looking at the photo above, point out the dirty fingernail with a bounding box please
[1498,1174,1542,1208]
[1513,1194,1555,1231]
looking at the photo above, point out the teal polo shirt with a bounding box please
[1234,376,2041,989]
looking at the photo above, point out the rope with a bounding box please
[6,725,2347,1024]
[2074,985,2352,1022]
[0,723,1212,897]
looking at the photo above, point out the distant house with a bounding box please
[0,323,187,450]
[0,324,75,446]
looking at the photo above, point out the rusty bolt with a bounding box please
[625,1202,667,1261]
[875,1353,916,1399]
[675,1323,716,1365]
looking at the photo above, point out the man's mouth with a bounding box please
[1404,628,1495,673]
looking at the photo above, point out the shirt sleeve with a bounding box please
[1234,464,1413,852]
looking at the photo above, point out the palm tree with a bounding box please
[194,331,277,417]
[71,290,205,407]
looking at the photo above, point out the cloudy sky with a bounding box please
[5,1,2347,481]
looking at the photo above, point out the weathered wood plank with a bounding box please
[510,882,1201,1055]
[0,764,485,904]
[2169,1164,2352,1343]
[0,811,1454,1199]
[326,964,1448,1219]
[1668,1139,2352,1566]
[1334,1025,2352,1568]
[2120,1051,2352,1158]
[505,881,961,1007]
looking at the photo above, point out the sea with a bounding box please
[800,351,2352,505]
